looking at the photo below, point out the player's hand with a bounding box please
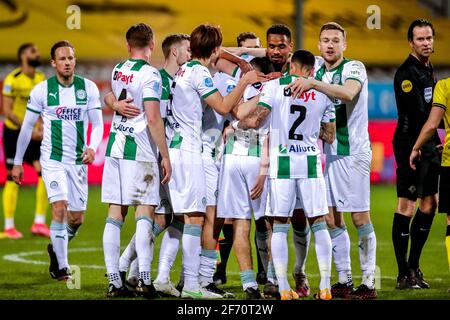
[250,174,266,200]
[287,77,315,98]
[160,157,172,184]
[242,70,268,85]
[11,165,24,185]
[114,98,140,118]
[82,148,96,164]
[238,60,253,76]
[222,124,235,142]
[409,149,421,170]
[267,72,283,80]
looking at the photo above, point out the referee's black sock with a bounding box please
[392,213,411,277]
[218,223,234,271]
[408,209,435,270]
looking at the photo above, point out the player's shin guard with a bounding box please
[3,180,19,229]
[292,225,310,275]
[136,217,154,285]
[50,221,69,269]
[199,249,217,286]
[271,224,290,292]
[156,220,183,283]
[34,177,48,224]
[103,218,123,287]
[312,221,332,291]
[357,223,377,289]
[182,224,202,291]
[329,225,352,284]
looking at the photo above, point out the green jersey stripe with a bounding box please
[202,88,218,99]
[225,135,234,154]
[26,107,40,114]
[187,60,202,67]
[105,131,116,157]
[50,120,63,161]
[116,61,125,69]
[130,59,149,71]
[335,104,350,155]
[75,121,85,164]
[277,155,290,179]
[307,155,318,178]
[248,134,261,157]
[231,66,239,77]
[47,76,59,106]
[258,101,272,111]
[169,132,183,149]
[123,136,137,160]
[143,97,160,102]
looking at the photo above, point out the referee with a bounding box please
[392,19,439,290]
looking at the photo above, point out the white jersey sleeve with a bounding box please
[321,98,335,123]
[86,79,102,111]
[343,60,367,86]
[143,68,162,102]
[192,65,218,99]
[26,82,45,114]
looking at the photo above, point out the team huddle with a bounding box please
[11,21,378,300]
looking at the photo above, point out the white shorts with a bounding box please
[203,155,219,207]
[267,177,328,218]
[217,154,267,220]
[167,148,206,214]
[325,151,371,212]
[101,157,160,206]
[41,159,88,211]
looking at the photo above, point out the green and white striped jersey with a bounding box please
[258,75,335,179]
[105,59,162,162]
[159,68,173,119]
[166,60,218,153]
[314,58,370,156]
[26,75,101,164]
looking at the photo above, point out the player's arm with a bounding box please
[103,91,140,118]
[250,135,269,200]
[288,77,362,103]
[231,95,259,120]
[320,121,336,144]
[410,105,445,170]
[235,104,271,130]
[223,47,267,58]
[216,49,253,76]
[144,100,171,184]
[204,70,267,115]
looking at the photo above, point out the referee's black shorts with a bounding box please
[438,166,450,214]
[3,125,41,171]
[393,139,440,201]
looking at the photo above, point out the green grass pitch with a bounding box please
[0,184,448,300]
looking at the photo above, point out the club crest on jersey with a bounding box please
[278,144,288,154]
[424,87,432,103]
[332,73,341,84]
[56,107,82,120]
[113,71,134,85]
[76,89,86,100]
[204,77,214,87]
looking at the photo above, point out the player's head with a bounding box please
[237,32,260,48]
[249,57,275,75]
[190,24,223,64]
[126,23,155,53]
[162,33,191,66]
[50,40,75,80]
[266,24,293,70]
[18,43,41,68]
[290,49,315,77]
[318,22,347,65]
[407,19,434,59]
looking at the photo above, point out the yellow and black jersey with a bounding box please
[2,67,45,130]
[433,78,450,167]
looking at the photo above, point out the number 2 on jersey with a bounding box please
[289,104,307,141]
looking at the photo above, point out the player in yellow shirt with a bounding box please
[1,43,49,239]
[410,77,450,290]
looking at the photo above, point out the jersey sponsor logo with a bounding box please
[284,87,292,96]
[204,77,214,87]
[297,91,316,102]
[56,107,82,120]
[424,87,432,103]
[76,89,86,100]
[114,122,135,133]
[252,82,263,90]
[113,71,134,85]
[166,120,180,129]
[288,144,317,153]
[401,80,413,93]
